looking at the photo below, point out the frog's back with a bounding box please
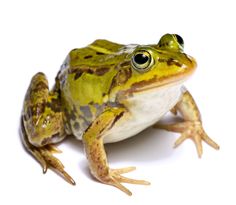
[66,39,124,68]
[57,40,128,138]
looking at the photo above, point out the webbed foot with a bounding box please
[156,121,220,157]
[21,120,75,185]
[100,167,150,196]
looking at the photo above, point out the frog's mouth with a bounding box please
[121,69,194,97]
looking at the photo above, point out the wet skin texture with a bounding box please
[21,34,219,195]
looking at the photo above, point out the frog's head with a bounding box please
[111,34,197,98]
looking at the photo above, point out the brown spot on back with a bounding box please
[120,61,130,68]
[74,70,83,80]
[96,52,105,55]
[84,55,93,59]
[109,67,132,93]
[72,66,110,80]
[87,68,94,74]
[95,67,110,76]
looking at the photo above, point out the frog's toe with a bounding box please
[156,121,220,157]
[174,130,204,157]
[111,167,150,185]
[21,118,75,185]
[110,166,136,174]
[107,178,132,196]
[201,133,220,150]
[46,144,62,154]
[39,146,76,185]
[103,167,150,196]
[28,144,75,185]
[29,148,48,173]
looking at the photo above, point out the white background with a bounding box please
[0,0,235,204]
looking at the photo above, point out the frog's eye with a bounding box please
[158,34,184,51]
[174,34,184,48]
[131,50,153,72]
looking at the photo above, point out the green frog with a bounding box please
[21,34,219,195]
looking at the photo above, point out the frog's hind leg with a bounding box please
[154,90,220,157]
[21,72,75,185]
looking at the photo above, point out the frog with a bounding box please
[21,34,220,196]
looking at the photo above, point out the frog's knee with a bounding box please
[31,72,47,82]
[29,72,48,91]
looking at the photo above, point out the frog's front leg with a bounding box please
[154,89,220,157]
[83,107,150,196]
[21,72,75,185]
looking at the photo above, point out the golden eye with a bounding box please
[131,50,153,72]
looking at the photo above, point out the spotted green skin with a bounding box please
[56,35,196,139]
[21,34,199,194]
[22,34,196,146]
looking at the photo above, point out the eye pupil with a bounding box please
[132,50,153,72]
[134,53,149,65]
[175,34,184,46]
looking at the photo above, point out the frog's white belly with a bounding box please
[103,84,184,143]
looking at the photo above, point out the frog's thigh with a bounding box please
[21,72,75,185]
[22,72,65,147]
[82,107,149,196]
